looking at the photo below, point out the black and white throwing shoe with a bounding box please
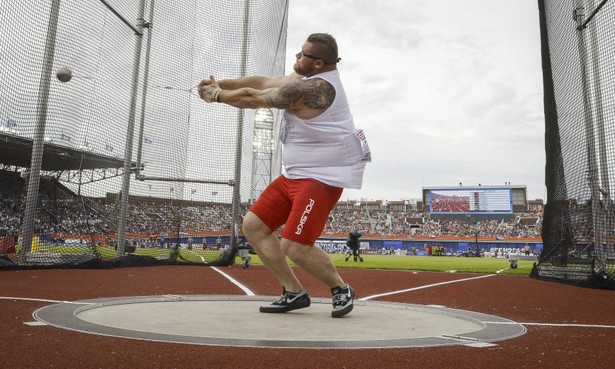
[259,288,311,313]
[331,284,355,318]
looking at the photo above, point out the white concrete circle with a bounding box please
[34,295,526,349]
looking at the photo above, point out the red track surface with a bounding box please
[1,265,614,369]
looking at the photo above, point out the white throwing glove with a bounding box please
[200,84,222,103]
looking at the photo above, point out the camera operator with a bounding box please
[345,231,363,262]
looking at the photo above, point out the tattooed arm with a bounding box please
[213,76,336,119]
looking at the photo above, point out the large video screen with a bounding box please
[429,188,513,214]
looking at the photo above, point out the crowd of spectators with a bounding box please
[1,197,542,239]
[323,207,542,238]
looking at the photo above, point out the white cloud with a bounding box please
[287,0,546,201]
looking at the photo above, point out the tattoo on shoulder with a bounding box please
[263,78,335,110]
[303,79,335,109]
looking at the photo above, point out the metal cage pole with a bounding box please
[586,0,614,259]
[20,0,62,261]
[229,0,251,255]
[135,0,155,178]
[117,0,148,256]
[573,0,606,271]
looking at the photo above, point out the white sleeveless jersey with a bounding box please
[280,70,369,189]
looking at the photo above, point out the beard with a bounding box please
[293,62,315,76]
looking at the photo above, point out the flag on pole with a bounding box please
[170,187,174,193]
[212,191,218,196]
[191,189,197,194]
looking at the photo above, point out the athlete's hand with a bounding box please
[199,75,222,103]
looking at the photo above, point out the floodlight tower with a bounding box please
[250,109,275,203]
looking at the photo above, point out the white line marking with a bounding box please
[439,335,498,347]
[183,249,205,262]
[162,295,183,300]
[441,334,482,342]
[485,321,615,329]
[211,267,255,296]
[359,274,497,301]
[0,296,96,305]
[465,342,498,348]
[24,321,47,326]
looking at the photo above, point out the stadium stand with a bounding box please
[0,186,542,241]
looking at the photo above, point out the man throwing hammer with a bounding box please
[199,33,370,318]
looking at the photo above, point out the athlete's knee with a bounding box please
[242,212,269,239]
[281,238,311,259]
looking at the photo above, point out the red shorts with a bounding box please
[248,176,343,246]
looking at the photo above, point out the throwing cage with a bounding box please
[0,0,287,268]
[536,0,615,289]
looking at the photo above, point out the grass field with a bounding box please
[239,254,536,276]
[18,244,536,275]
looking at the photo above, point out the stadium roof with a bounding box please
[1,133,128,171]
